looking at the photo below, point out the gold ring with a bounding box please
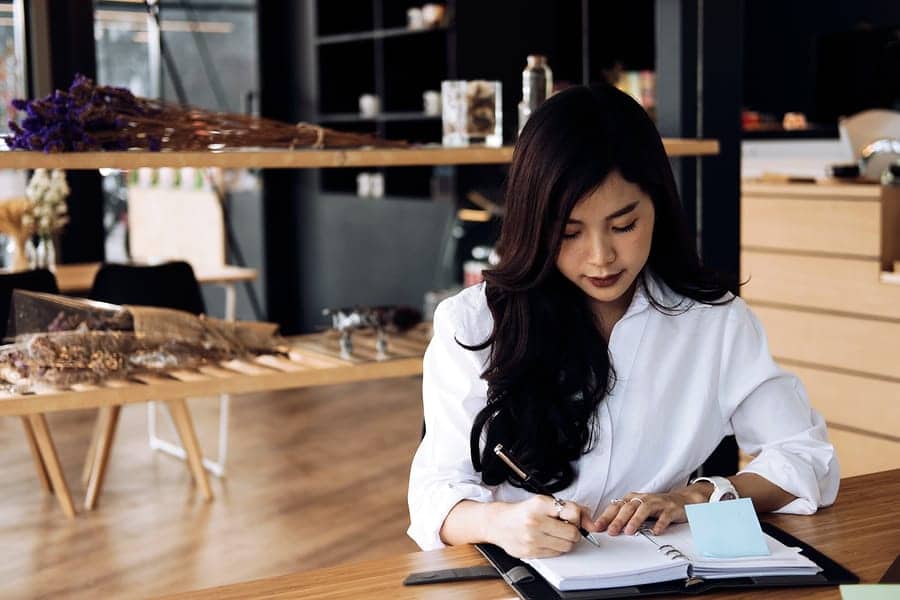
[629,497,644,505]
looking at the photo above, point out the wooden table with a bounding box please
[0,326,429,417]
[0,325,429,517]
[158,469,900,599]
[51,261,258,294]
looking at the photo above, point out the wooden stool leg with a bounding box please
[27,414,76,519]
[165,399,213,502]
[84,405,121,511]
[81,409,105,486]
[21,416,52,493]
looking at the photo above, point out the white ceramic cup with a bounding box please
[370,173,384,198]
[356,172,372,197]
[423,90,441,116]
[359,94,380,117]
[406,7,424,30]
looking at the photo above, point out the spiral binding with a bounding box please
[657,544,689,561]
[637,525,688,561]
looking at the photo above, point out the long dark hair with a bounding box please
[467,84,733,492]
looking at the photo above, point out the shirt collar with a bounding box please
[620,271,654,321]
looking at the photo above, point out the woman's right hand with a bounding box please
[487,496,597,558]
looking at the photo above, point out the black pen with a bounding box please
[494,444,601,547]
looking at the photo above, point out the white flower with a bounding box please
[26,169,50,202]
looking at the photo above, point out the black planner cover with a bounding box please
[475,522,858,599]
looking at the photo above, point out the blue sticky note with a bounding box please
[685,498,770,558]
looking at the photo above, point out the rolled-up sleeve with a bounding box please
[407,296,495,550]
[718,299,839,514]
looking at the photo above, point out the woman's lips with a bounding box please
[586,271,624,288]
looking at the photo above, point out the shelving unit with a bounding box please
[313,0,456,198]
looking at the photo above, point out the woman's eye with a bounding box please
[562,230,580,239]
[612,220,638,233]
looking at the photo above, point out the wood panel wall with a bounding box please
[741,181,900,477]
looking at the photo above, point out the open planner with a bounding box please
[527,522,818,591]
[476,522,858,599]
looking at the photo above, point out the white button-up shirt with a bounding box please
[407,275,839,551]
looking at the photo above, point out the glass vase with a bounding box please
[33,236,57,271]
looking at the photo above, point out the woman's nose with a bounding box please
[589,235,617,265]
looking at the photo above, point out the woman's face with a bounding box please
[555,170,655,319]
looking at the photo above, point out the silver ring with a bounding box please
[610,498,625,505]
[629,497,644,505]
[553,498,566,517]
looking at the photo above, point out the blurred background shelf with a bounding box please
[316,25,449,45]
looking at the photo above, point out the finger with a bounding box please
[623,499,656,535]
[594,501,624,531]
[652,511,674,535]
[555,500,584,525]
[539,529,578,554]
[579,507,600,533]
[543,516,582,543]
[607,502,639,536]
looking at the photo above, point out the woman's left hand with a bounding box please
[594,485,711,536]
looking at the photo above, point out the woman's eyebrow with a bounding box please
[604,201,639,220]
[566,201,640,224]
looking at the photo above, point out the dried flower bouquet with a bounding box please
[6,74,404,153]
[1,290,284,393]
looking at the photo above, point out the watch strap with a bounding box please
[691,475,739,502]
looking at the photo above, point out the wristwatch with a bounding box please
[690,475,739,502]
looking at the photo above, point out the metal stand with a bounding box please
[146,283,235,478]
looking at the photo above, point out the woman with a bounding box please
[408,85,838,559]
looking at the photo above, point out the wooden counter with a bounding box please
[0,140,719,170]
[741,180,900,477]
[158,469,900,599]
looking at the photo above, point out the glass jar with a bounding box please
[441,80,503,147]
[32,235,56,271]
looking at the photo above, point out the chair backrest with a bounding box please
[0,269,59,340]
[89,261,206,315]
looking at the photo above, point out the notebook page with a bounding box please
[642,523,820,576]
[525,532,689,591]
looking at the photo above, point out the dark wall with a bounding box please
[35,0,105,263]
[743,0,900,123]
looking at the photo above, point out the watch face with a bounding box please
[720,491,737,501]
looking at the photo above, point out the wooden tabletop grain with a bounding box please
[158,469,900,599]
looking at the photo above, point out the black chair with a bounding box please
[89,261,205,315]
[0,269,76,518]
[82,261,212,509]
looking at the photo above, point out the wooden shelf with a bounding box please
[0,140,719,170]
[316,25,447,45]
